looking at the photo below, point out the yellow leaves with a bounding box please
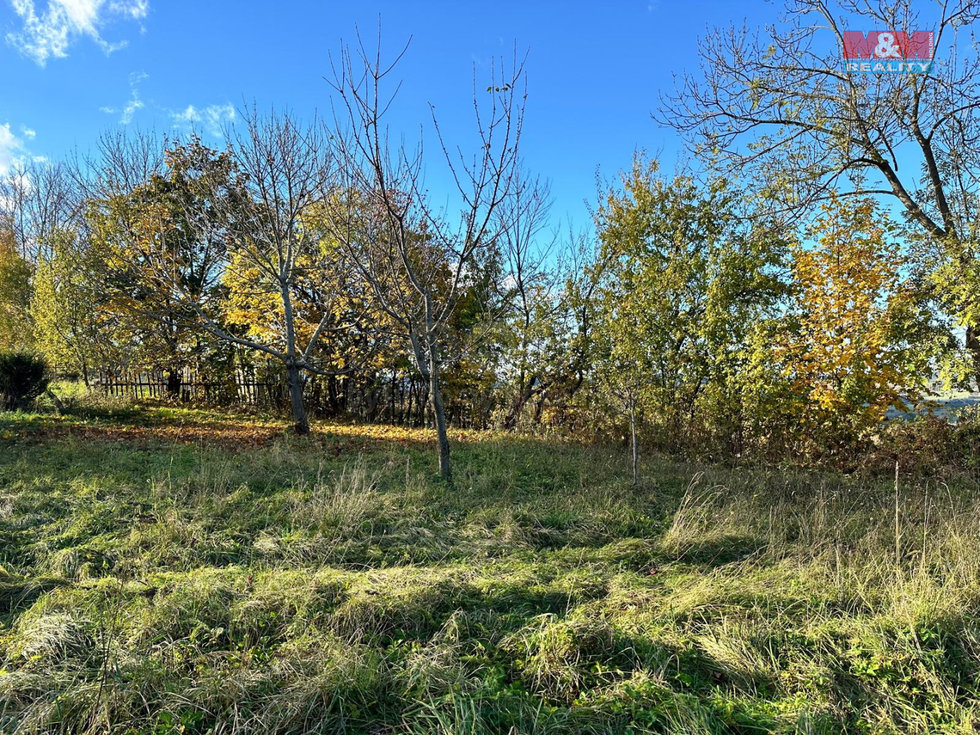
[0,228,32,350]
[221,251,283,340]
[780,193,922,434]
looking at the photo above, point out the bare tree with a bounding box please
[1,157,79,263]
[328,38,526,482]
[493,173,567,429]
[658,0,980,382]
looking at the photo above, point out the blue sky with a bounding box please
[0,0,778,229]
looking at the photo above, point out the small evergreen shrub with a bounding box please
[0,352,49,411]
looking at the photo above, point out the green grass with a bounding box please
[1,406,979,733]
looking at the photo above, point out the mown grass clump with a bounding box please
[1,406,979,733]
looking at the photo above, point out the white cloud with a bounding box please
[0,123,25,176]
[0,123,40,215]
[108,0,146,20]
[6,0,149,66]
[99,73,234,137]
[171,103,236,137]
[101,70,146,124]
[19,125,36,140]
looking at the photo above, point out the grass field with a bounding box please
[1,406,980,733]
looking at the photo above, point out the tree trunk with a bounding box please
[165,367,183,402]
[504,375,538,430]
[286,362,309,435]
[365,377,380,421]
[428,342,452,483]
[279,271,309,434]
[532,396,545,425]
[418,381,430,427]
[629,401,639,487]
[327,375,340,416]
[390,369,397,423]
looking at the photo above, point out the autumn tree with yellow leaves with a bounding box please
[0,224,32,352]
[779,195,937,453]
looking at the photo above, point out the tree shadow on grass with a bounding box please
[663,534,768,567]
[0,568,65,620]
[589,534,769,576]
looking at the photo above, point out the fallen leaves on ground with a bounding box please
[0,408,491,453]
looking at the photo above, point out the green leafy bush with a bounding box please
[0,351,49,411]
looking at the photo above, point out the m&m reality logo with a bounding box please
[842,31,934,73]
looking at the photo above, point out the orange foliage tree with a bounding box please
[780,194,935,451]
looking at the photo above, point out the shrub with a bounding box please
[0,352,49,411]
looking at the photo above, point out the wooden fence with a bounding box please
[97,370,283,406]
[96,368,486,428]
